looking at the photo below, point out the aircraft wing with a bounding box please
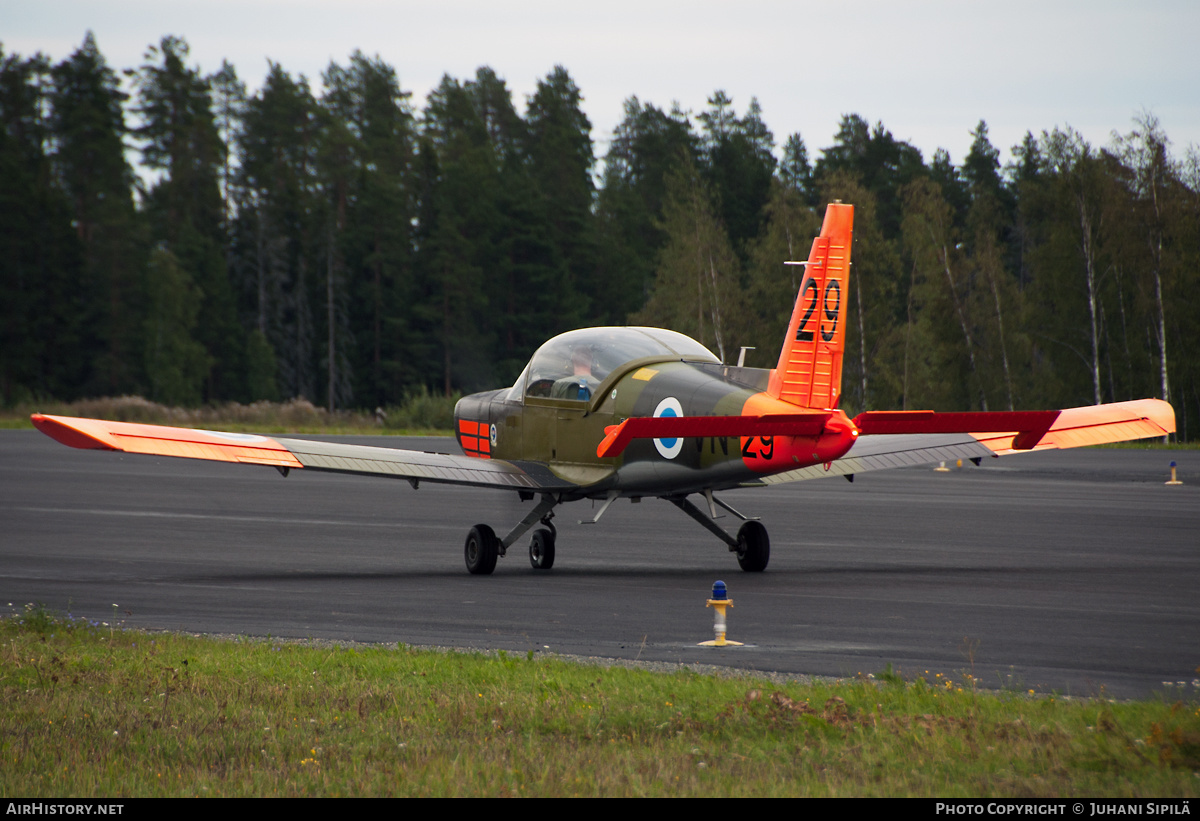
[751,398,1175,485]
[30,414,559,491]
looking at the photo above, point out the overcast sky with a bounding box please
[5,0,1198,170]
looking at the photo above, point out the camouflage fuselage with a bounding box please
[455,356,857,500]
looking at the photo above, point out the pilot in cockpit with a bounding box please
[551,345,599,401]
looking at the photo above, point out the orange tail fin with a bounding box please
[768,202,854,409]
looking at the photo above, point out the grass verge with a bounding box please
[3,605,1198,797]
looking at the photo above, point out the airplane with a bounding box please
[32,203,1176,575]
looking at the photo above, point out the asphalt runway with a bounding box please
[3,429,1197,699]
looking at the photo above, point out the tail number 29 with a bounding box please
[795,279,841,343]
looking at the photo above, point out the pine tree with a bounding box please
[1111,114,1180,412]
[595,97,700,323]
[322,52,415,407]
[813,114,925,239]
[633,159,745,362]
[525,66,596,324]
[134,36,239,403]
[699,92,776,254]
[415,75,500,392]
[236,62,321,401]
[779,133,814,202]
[143,247,207,405]
[48,33,145,398]
[902,176,989,410]
[741,181,820,368]
[818,174,903,413]
[0,47,88,402]
[1036,128,1113,407]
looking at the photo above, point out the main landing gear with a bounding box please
[464,493,559,575]
[667,491,770,572]
[463,490,769,575]
[734,520,770,572]
[464,524,499,575]
[529,526,556,570]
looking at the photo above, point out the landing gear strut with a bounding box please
[462,494,560,575]
[668,492,770,572]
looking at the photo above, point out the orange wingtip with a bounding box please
[31,413,304,469]
[975,399,1175,453]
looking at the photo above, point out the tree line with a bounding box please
[2,34,1197,440]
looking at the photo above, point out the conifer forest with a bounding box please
[3,35,1197,439]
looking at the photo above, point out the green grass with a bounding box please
[3,605,1198,797]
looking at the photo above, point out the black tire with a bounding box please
[464,524,499,575]
[529,528,556,570]
[736,521,770,572]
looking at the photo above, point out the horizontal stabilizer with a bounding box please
[597,413,831,458]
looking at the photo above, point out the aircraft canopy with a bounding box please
[512,327,719,401]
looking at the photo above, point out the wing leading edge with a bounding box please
[30,413,549,491]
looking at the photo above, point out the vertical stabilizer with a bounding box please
[768,203,854,409]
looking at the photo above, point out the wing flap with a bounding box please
[597,412,831,458]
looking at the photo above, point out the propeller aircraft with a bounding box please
[32,203,1176,575]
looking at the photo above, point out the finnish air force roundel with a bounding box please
[652,397,684,459]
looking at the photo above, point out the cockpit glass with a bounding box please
[515,327,719,400]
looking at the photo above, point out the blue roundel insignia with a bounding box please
[489,424,498,447]
[652,397,684,459]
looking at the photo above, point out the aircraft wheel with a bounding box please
[529,528,556,570]
[736,521,770,572]
[464,524,499,575]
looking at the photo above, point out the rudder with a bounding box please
[768,202,854,409]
